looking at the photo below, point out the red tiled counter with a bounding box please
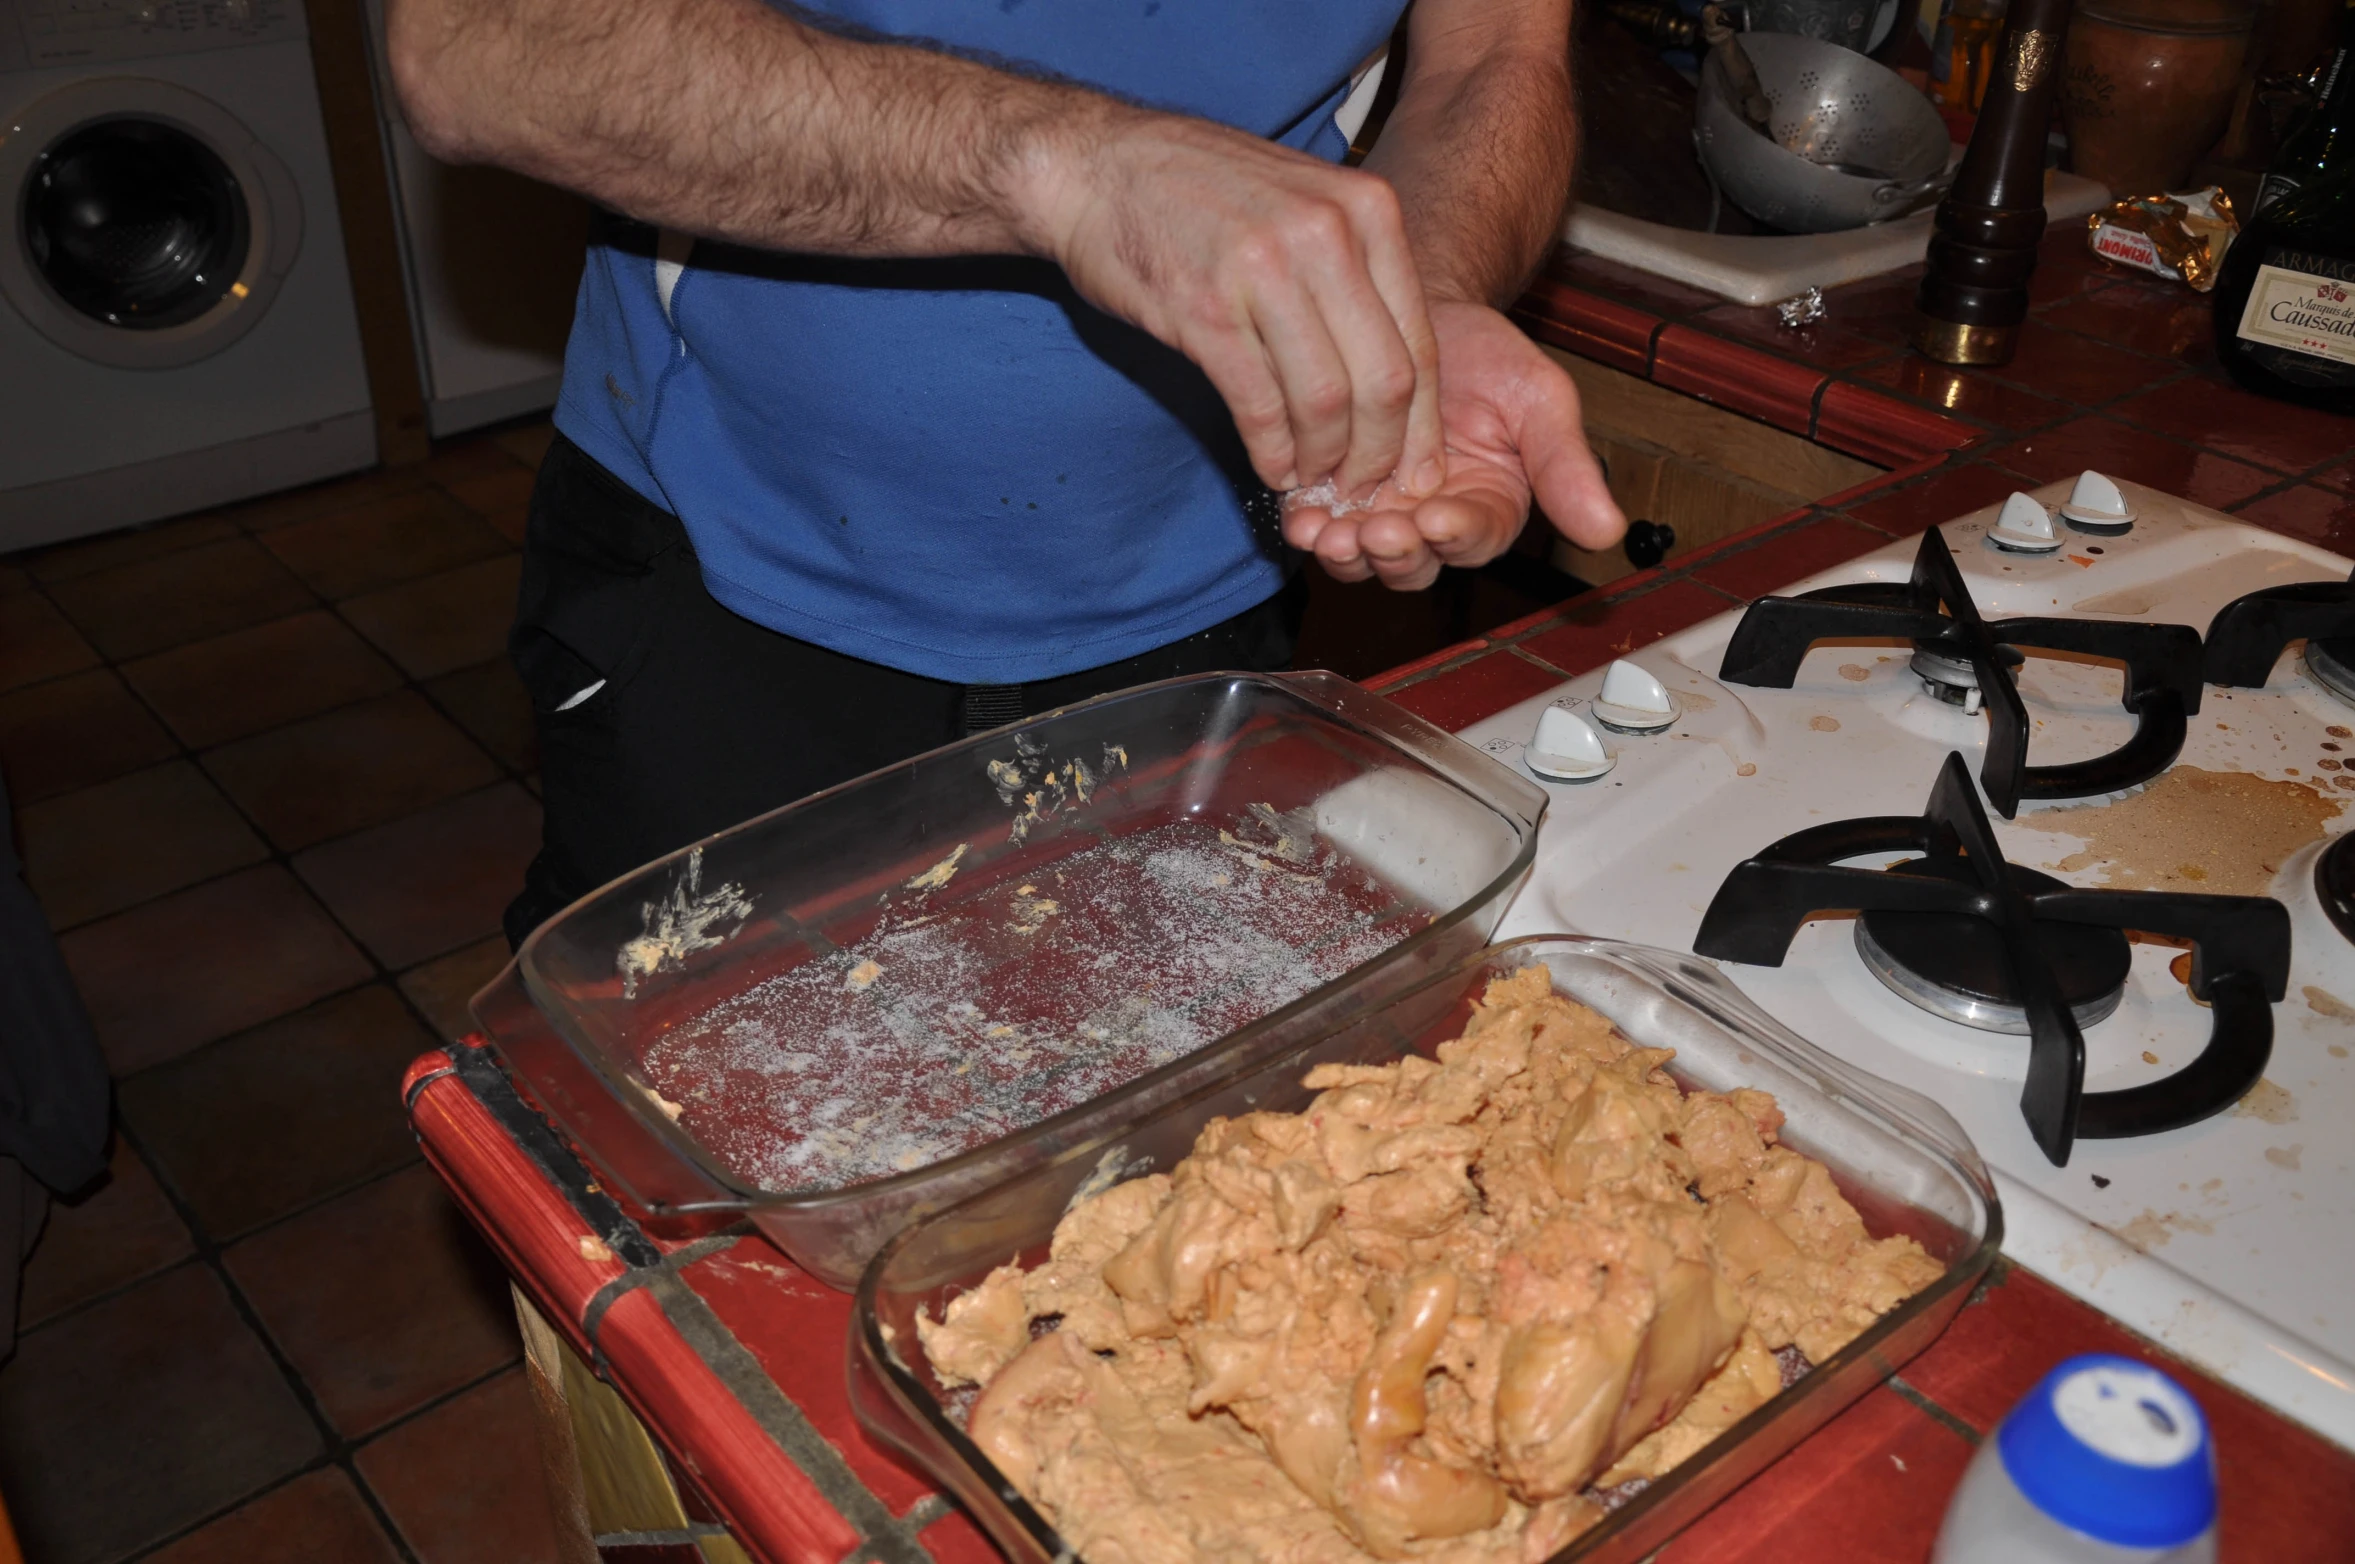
[407,1028,2355,1564]
[409,230,2355,1563]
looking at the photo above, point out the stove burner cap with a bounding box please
[1910,644,2023,710]
[1854,857,2131,1033]
[2305,637,2355,710]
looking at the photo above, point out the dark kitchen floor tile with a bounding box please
[356,1367,565,1564]
[0,589,99,694]
[0,1264,323,1564]
[201,690,501,852]
[2111,375,2355,476]
[45,536,313,661]
[0,667,177,803]
[119,985,433,1241]
[428,657,537,772]
[121,609,407,749]
[226,1163,520,1439]
[1840,460,2029,537]
[442,467,538,545]
[397,937,511,1043]
[2313,458,2353,495]
[23,512,241,585]
[260,489,513,601]
[422,436,525,485]
[18,761,268,930]
[294,784,541,968]
[1987,416,2278,512]
[1976,320,2187,409]
[493,421,558,469]
[1849,356,2074,435]
[2232,483,2355,554]
[60,864,372,1076]
[226,467,434,535]
[1655,1385,1974,1563]
[341,557,523,680]
[1689,516,1889,600]
[144,1467,405,1564]
[20,1138,195,1330]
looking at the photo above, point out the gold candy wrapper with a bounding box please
[2085,187,2239,292]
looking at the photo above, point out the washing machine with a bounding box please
[0,0,374,552]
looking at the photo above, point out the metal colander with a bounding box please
[1696,32,1952,233]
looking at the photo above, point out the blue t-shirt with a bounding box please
[553,1,1403,684]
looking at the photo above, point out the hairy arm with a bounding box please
[394,0,1079,257]
[1282,0,1624,586]
[1363,0,1577,307]
[388,0,1445,495]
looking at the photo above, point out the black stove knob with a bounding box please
[1624,519,1675,570]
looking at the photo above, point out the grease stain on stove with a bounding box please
[2114,1207,2216,1251]
[1735,762,1757,777]
[2017,767,2344,897]
[1838,664,1871,682]
[2266,1144,2305,1171]
[2233,1077,2300,1124]
[1808,715,1841,732]
[2302,984,2355,1022]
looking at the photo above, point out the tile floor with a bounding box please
[0,420,1566,1564]
[1,422,558,1564]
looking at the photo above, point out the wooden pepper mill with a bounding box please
[1915,0,2076,364]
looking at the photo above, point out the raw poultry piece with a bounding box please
[921,967,1943,1562]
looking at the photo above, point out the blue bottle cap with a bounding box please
[1997,1353,2217,1549]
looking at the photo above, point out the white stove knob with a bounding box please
[2058,469,2136,533]
[1590,659,1680,732]
[1527,706,1614,781]
[1988,491,2065,554]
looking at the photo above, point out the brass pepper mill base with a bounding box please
[1914,0,2074,369]
[1914,318,2022,365]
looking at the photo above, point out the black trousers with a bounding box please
[504,436,1305,945]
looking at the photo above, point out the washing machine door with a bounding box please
[2,76,303,369]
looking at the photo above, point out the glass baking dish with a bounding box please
[473,670,1546,1289]
[849,934,2002,1563]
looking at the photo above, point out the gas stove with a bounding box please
[1456,475,2355,1447]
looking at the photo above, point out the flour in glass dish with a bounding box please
[638,813,1426,1194]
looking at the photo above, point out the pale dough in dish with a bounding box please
[922,968,1943,1562]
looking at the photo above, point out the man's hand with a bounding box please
[1279,302,1624,590]
[1027,111,1448,501]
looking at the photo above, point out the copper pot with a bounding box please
[2062,0,2255,196]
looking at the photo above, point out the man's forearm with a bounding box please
[1362,0,1576,308]
[389,0,1110,256]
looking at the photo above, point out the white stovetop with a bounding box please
[1454,476,2355,1448]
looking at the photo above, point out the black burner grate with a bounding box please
[1692,752,2290,1165]
[1716,528,2205,817]
[2202,562,2355,695]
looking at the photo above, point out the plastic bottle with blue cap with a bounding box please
[1933,1354,2217,1563]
